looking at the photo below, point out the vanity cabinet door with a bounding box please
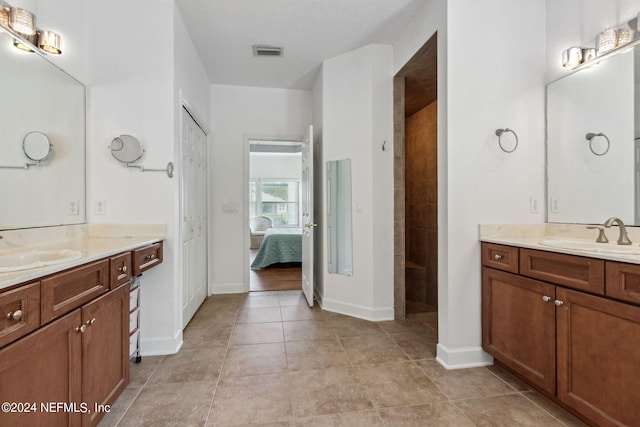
[81,284,129,427]
[556,287,640,427]
[0,310,82,427]
[482,268,556,394]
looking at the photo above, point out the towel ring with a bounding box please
[495,128,518,153]
[585,132,610,156]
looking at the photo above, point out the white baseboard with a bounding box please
[210,282,246,294]
[435,343,494,369]
[321,297,394,321]
[140,330,183,356]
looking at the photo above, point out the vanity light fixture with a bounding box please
[596,28,618,54]
[13,32,35,52]
[38,30,61,55]
[562,46,583,68]
[8,7,34,35]
[618,28,633,46]
[0,6,9,30]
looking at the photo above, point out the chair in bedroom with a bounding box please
[250,216,272,249]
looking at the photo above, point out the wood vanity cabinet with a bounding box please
[0,242,161,427]
[482,242,640,427]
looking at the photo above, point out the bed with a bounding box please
[251,227,303,270]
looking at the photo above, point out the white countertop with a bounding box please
[479,223,640,265]
[0,236,163,290]
[0,224,165,291]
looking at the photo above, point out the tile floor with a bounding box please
[99,291,587,426]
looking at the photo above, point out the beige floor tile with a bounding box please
[378,402,475,426]
[330,316,384,337]
[98,387,141,427]
[289,367,374,417]
[242,294,281,308]
[283,320,336,342]
[285,339,351,371]
[222,342,287,377]
[522,391,590,427]
[231,322,284,345]
[279,293,307,306]
[147,347,226,385]
[356,361,446,408]
[296,410,385,426]
[389,332,437,360]
[378,318,433,335]
[182,324,234,349]
[118,381,216,427]
[237,306,283,323]
[486,364,532,392]
[209,422,295,427]
[128,356,164,388]
[416,359,516,400]
[187,307,239,328]
[281,305,328,321]
[407,311,438,332]
[340,334,409,365]
[208,373,292,425]
[454,394,565,426]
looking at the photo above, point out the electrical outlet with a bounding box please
[550,198,560,214]
[95,200,106,216]
[221,202,238,213]
[67,200,80,216]
[529,197,539,214]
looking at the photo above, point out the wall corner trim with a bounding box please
[435,343,494,369]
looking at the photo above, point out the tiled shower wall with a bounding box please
[405,101,438,308]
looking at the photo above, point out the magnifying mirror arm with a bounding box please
[125,162,175,178]
[0,161,41,170]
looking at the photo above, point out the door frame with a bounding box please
[242,133,305,292]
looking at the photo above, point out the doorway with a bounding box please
[394,33,438,319]
[248,139,303,292]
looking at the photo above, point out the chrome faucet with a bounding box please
[603,217,632,245]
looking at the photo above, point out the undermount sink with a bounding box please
[539,239,640,255]
[0,249,82,273]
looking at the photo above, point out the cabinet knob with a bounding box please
[76,324,87,333]
[86,318,96,326]
[119,265,127,273]
[494,254,503,260]
[554,300,564,306]
[7,309,23,321]
[147,254,155,260]
[542,296,551,302]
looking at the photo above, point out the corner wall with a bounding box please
[320,44,394,320]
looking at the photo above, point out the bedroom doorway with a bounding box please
[248,138,304,292]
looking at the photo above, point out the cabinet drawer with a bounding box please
[481,243,519,273]
[0,282,41,347]
[606,261,640,305]
[110,252,132,289]
[41,259,110,323]
[132,242,163,276]
[520,248,604,295]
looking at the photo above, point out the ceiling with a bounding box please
[175,0,427,90]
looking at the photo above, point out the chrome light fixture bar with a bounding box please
[570,35,640,72]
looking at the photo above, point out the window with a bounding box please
[250,180,300,226]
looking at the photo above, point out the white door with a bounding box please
[181,107,208,327]
[301,125,315,307]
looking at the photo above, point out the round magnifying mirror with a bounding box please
[23,131,53,162]
[109,135,144,163]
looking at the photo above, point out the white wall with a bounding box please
[209,85,312,293]
[546,0,640,83]
[86,0,210,355]
[319,44,394,320]
[250,153,302,180]
[392,0,546,368]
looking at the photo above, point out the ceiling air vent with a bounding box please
[253,45,283,57]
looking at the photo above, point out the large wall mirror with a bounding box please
[547,46,640,225]
[326,159,353,275]
[0,25,86,230]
